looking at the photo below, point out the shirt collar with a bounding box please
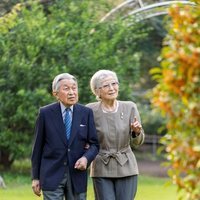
[60,102,74,114]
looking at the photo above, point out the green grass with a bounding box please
[0,159,179,199]
[0,174,178,200]
[136,176,178,200]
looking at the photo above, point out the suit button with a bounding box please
[68,149,70,152]
[64,162,67,165]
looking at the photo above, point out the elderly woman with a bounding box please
[86,69,145,200]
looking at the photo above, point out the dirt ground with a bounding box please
[137,158,169,177]
[135,145,169,177]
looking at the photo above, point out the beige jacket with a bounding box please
[86,101,145,177]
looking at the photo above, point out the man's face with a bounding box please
[54,79,78,107]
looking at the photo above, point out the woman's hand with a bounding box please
[131,117,142,136]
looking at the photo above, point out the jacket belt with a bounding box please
[99,146,131,166]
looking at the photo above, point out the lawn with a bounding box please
[0,174,178,200]
[136,176,178,200]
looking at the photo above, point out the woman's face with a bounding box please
[98,76,119,101]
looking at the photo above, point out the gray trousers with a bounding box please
[42,169,86,200]
[92,175,138,200]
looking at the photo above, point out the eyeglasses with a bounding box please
[99,81,119,90]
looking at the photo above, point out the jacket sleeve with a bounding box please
[82,108,99,166]
[31,109,45,180]
[129,102,145,148]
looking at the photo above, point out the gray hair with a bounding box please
[90,69,118,96]
[52,73,77,92]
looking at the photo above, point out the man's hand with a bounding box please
[74,156,88,170]
[32,179,41,197]
[84,143,90,149]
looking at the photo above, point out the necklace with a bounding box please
[101,101,118,113]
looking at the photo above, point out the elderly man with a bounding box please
[31,73,99,200]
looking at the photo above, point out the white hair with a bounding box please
[90,69,118,97]
[52,73,77,92]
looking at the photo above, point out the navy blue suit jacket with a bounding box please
[31,102,99,193]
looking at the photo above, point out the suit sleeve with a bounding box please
[31,109,45,180]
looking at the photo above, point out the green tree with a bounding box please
[0,0,148,169]
[151,1,200,199]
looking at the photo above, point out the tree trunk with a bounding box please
[0,150,14,170]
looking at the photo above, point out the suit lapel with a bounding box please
[68,104,82,146]
[51,102,68,146]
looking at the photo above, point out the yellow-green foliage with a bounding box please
[0,3,23,34]
[150,1,200,199]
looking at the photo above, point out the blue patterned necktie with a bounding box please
[65,108,71,140]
